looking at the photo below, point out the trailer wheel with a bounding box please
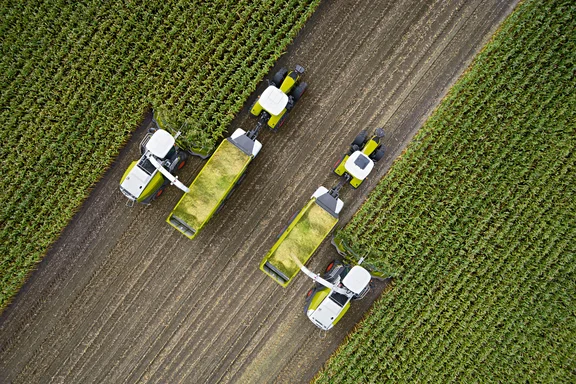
[236,172,247,185]
[276,211,299,239]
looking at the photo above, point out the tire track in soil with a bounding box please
[0,0,518,383]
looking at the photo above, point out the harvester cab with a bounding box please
[301,259,372,331]
[120,129,189,206]
[250,65,307,131]
[334,128,385,188]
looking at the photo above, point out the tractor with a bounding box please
[250,65,307,131]
[333,128,386,188]
[302,259,372,331]
[119,128,189,206]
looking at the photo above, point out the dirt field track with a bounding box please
[0,0,517,382]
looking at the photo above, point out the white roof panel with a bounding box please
[259,86,288,116]
[146,129,175,158]
[345,152,374,180]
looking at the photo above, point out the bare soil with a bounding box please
[0,0,517,382]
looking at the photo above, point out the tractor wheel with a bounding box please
[215,201,225,214]
[291,82,308,102]
[236,172,247,185]
[372,148,385,162]
[276,112,289,130]
[325,260,336,273]
[176,152,188,170]
[352,130,368,147]
[153,186,166,201]
[272,67,289,87]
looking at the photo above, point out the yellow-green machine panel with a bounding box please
[260,199,339,287]
[167,138,252,239]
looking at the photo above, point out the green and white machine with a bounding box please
[260,187,343,287]
[167,64,307,239]
[119,129,189,206]
[250,65,307,131]
[260,128,386,287]
[167,128,261,239]
[333,128,385,188]
[302,260,371,331]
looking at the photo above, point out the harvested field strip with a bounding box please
[0,0,320,309]
[315,0,575,382]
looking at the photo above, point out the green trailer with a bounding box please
[167,128,262,239]
[260,187,344,287]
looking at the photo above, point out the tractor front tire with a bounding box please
[272,67,289,87]
[352,130,368,147]
[176,152,189,171]
[325,260,336,273]
[154,186,166,200]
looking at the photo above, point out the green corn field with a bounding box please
[0,0,320,309]
[315,0,575,381]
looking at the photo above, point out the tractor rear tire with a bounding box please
[272,67,288,87]
[153,186,166,201]
[372,148,385,162]
[291,82,308,102]
[276,112,289,130]
[352,130,368,147]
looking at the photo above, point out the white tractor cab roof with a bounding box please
[259,86,289,116]
[146,129,175,158]
[344,151,374,181]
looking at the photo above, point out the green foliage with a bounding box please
[0,0,320,309]
[315,0,576,382]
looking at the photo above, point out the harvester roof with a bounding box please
[146,129,175,158]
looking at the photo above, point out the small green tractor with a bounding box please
[250,65,307,131]
[119,128,189,206]
[333,128,385,188]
